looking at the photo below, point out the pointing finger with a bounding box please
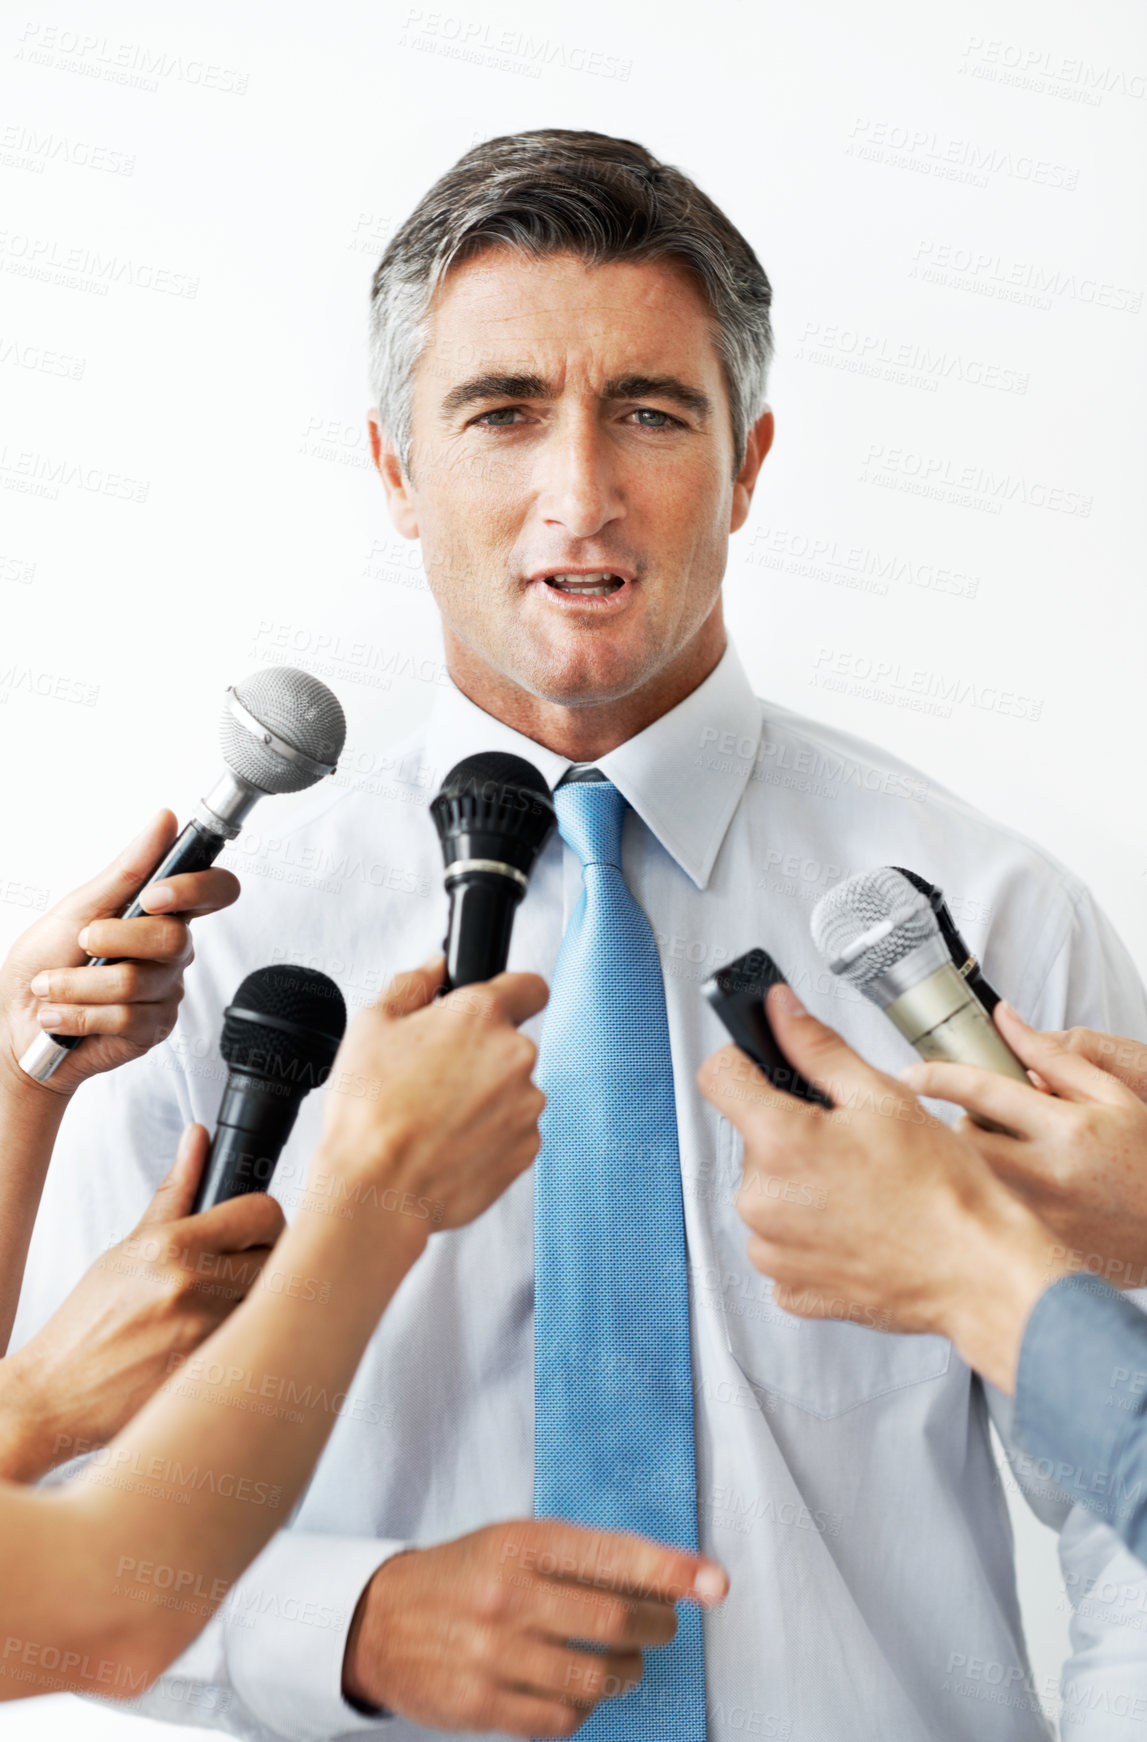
[376,956,447,1019]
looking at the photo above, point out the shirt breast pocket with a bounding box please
[708,1120,951,1419]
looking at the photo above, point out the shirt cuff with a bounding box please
[224,1531,408,1740]
[1015,1271,1147,1536]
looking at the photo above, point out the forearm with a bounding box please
[0,1047,70,1352]
[0,1167,429,1696]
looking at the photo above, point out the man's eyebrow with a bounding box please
[604,375,712,419]
[439,371,713,421]
[440,373,553,416]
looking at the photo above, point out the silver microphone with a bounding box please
[20,667,347,1084]
[809,866,1028,1129]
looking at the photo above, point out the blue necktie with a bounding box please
[534,778,706,1740]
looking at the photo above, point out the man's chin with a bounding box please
[512,642,663,709]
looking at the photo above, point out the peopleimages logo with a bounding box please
[794,321,1028,397]
[0,443,149,504]
[747,524,981,601]
[0,334,85,380]
[859,445,1092,519]
[398,8,633,81]
[0,230,199,299]
[0,121,134,176]
[846,119,1078,192]
[15,21,250,95]
[911,240,1142,315]
[959,35,1146,105]
[810,649,1043,724]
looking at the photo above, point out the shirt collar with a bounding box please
[422,643,760,890]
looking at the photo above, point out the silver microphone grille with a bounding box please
[810,866,940,993]
[220,667,347,795]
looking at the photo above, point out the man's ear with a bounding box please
[730,407,775,534]
[369,411,419,538]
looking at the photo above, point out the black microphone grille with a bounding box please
[220,964,348,1086]
[430,752,556,857]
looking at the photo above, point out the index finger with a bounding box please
[453,975,547,1024]
[993,1003,1133,1105]
[55,810,178,927]
[136,868,241,919]
[696,1043,816,1141]
[531,1520,727,1607]
[376,956,447,1019]
[899,1060,1049,1138]
[439,971,549,1029]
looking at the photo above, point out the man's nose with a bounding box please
[537,420,625,540]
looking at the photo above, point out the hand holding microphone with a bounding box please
[0,1125,284,1482]
[1,812,240,1102]
[697,984,1060,1392]
[903,1003,1147,1285]
[18,667,346,1085]
[316,956,549,1234]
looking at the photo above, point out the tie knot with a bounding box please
[554,779,628,870]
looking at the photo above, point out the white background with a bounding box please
[1,0,1145,1734]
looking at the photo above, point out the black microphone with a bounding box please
[430,752,556,988]
[20,667,347,1084]
[191,964,347,1212]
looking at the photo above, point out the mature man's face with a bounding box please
[373,248,771,712]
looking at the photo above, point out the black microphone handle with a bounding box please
[443,874,522,989]
[191,1074,303,1212]
[892,865,1002,1014]
[48,817,228,1057]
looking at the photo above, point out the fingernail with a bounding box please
[37,1008,63,1027]
[140,883,175,912]
[692,1564,728,1605]
[419,951,446,970]
[900,1064,924,1085]
[77,926,92,951]
[772,984,806,1017]
[29,973,51,997]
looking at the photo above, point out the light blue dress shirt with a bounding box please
[15,644,1147,1741]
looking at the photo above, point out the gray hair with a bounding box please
[369,129,773,477]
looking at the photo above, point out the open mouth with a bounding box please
[542,572,627,597]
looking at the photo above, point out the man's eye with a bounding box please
[473,407,523,426]
[629,407,680,428]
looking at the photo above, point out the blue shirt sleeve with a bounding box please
[1016,1272,1147,1564]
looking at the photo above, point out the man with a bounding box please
[15,130,1147,1740]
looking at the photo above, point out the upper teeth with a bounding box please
[548,573,621,594]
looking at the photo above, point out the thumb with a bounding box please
[766,984,877,1105]
[55,810,178,929]
[136,1124,209,1226]
[377,954,447,1020]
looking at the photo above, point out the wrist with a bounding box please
[303,1140,436,1261]
[0,1344,69,1482]
[0,1030,75,1117]
[342,1549,414,1712]
[939,1191,1070,1395]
